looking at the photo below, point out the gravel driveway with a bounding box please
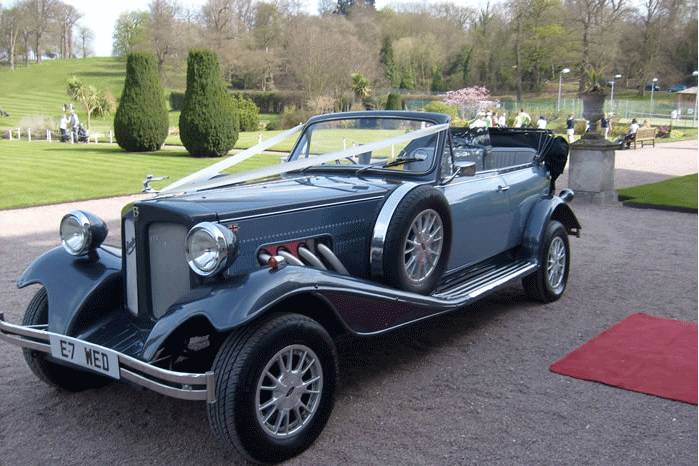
[0,141,696,465]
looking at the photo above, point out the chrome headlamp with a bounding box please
[185,222,238,277]
[59,210,108,256]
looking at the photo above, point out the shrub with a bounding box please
[280,106,311,129]
[96,89,117,117]
[169,91,185,111]
[385,93,403,110]
[424,101,458,120]
[231,94,260,132]
[114,52,169,152]
[265,119,281,130]
[179,49,239,157]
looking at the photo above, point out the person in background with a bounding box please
[514,108,531,128]
[536,115,547,129]
[566,114,575,142]
[601,112,610,138]
[497,112,507,127]
[59,113,68,142]
[623,118,640,149]
[491,112,498,127]
[69,110,80,141]
[485,111,493,127]
[642,119,651,128]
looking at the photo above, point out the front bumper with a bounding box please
[0,313,215,403]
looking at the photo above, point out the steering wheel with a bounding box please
[334,156,358,165]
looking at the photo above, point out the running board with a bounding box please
[432,260,537,301]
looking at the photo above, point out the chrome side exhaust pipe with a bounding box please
[258,243,349,276]
[316,243,349,275]
[298,246,327,270]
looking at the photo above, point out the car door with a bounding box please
[440,169,514,273]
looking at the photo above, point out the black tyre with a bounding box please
[522,221,570,302]
[22,287,111,391]
[208,313,338,464]
[381,185,451,294]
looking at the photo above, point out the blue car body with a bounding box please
[7,111,580,368]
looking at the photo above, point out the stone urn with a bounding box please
[580,91,606,136]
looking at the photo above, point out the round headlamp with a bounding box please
[59,210,108,256]
[185,222,238,277]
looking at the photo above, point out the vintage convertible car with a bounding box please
[0,111,579,463]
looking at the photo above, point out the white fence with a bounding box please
[6,128,114,144]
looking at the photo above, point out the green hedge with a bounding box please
[234,90,305,113]
[179,50,238,157]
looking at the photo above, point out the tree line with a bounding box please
[2,0,697,102]
[0,0,94,69]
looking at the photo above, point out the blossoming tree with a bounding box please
[444,86,497,118]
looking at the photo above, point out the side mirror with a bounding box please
[455,161,476,177]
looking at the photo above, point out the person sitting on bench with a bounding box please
[623,119,639,149]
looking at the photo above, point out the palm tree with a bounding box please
[351,73,371,105]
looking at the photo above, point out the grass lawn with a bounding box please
[0,141,282,209]
[617,174,698,211]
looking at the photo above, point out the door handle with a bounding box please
[497,185,510,192]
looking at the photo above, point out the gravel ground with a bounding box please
[0,203,696,466]
[0,141,696,465]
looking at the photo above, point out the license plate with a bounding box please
[49,335,120,380]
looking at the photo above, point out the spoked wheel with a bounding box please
[403,209,444,285]
[523,220,570,302]
[255,344,323,438]
[380,185,451,294]
[208,313,337,464]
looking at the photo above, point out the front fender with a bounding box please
[522,195,581,259]
[17,246,122,334]
[141,265,452,361]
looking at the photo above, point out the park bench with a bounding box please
[632,127,656,149]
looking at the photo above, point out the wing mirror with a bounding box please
[455,161,477,177]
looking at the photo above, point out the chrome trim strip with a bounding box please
[220,195,384,222]
[0,314,215,403]
[369,182,419,279]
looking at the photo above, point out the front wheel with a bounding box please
[522,220,570,302]
[208,313,338,463]
[22,287,111,391]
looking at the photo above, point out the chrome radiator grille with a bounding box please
[124,218,139,315]
[124,220,192,319]
[148,223,191,318]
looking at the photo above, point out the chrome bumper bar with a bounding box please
[0,313,215,403]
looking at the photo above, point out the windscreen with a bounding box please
[289,118,438,173]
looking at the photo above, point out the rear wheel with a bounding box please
[22,287,111,391]
[522,221,570,302]
[208,313,338,463]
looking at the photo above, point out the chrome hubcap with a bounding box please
[546,236,566,293]
[404,209,443,283]
[255,344,323,438]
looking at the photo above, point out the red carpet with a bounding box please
[551,313,697,404]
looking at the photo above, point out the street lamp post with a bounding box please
[693,71,698,126]
[610,74,622,111]
[557,67,570,113]
[650,77,658,113]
